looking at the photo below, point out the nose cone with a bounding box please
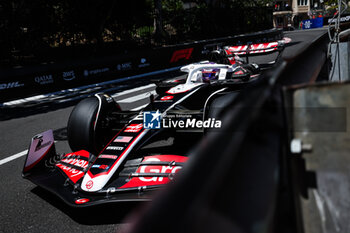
[81,173,107,192]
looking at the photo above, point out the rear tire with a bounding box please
[205,91,239,134]
[207,91,240,120]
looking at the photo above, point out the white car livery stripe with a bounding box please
[118,90,157,103]
[81,130,148,192]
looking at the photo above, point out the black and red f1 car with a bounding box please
[22,42,285,207]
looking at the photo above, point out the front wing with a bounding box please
[22,130,186,207]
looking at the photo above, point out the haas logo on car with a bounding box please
[86,180,94,189]
[139,158,182,182]
[124,124,143,133]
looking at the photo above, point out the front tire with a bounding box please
[67,97,99,154]
[67,94,121,155]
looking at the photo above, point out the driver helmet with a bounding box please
[201,68,219,83]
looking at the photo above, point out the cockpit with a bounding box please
[181,61,236,84]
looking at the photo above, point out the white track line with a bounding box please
[0,66,179,107]
[0,101,147,166]
[3,95,47,106]
[111,84,155,98]
[0,85,154,166]
[0,150,28,166]
[0,100,148,166]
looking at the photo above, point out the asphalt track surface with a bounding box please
[0,28,328,233]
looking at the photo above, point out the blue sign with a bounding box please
[143,111,162,129]
[303,17,324,29]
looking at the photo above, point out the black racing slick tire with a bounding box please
[207,91,240,120]
[67,97,99,154]
[204,91,239,134]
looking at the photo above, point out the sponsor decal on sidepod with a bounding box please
[98,155,118,159]
[106,146,124,151]
[119,155,188,189]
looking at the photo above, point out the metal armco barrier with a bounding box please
[0,29,282,102]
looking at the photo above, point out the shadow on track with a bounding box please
[53,127,68,141]
[31,187,142,225]
[0,100,80,121]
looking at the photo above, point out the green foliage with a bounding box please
[323,0,350,14]
[163,0,183,11]
[161,0,273,41]
[0,0,273,66]
[324,0,339,6]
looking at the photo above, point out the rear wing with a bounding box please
[202,36,289,65]
[225,41,284,56]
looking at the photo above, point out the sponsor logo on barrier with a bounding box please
[0,81,25,90]
[304,20,312,29]
[35,75,54,85]
[106,146,124,151]
[143,111,162,129]
[328,15,350,24]
[62,70,76,81]
[170,48,193,63]
[83,70,89,77]
[138,58,150,68]
[83,68,110,77]
[302,17,323,29]
[117,62,132,71]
